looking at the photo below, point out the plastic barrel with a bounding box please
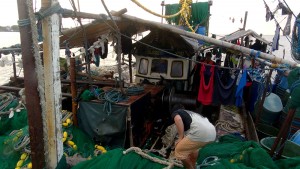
[256,123,279,140]
[254,93,283,125]
[260,137,300,158]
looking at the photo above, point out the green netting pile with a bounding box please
[287,68,300,109]
[72,148,183,169]
[197,135,300,169]
[0,92,101,169]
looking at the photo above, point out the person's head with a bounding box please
[170,104,185,114]
[205,52,212,61]
[216,59,222,66]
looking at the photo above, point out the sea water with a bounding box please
[0,32,296,85]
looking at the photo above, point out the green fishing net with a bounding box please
[0,92,99,169]
[197,135,300,169]
[72,148,183,169]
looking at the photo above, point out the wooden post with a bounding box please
[129,52,133,83]
[70,58,78,125]
[270,108,296,159]
[17,1,45,168]
[255,69,273,125]
[41,0,64,168]
[12,52,17,79]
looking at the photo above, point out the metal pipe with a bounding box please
[116,12,299,68]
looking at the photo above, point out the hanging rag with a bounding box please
[235,70,247,107]
[272,24,280,51]
[213,68,239,105]
[198,64,215,105]
[283,14,292,36]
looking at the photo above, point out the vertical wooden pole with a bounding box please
[255,69,273,125]
[129,52,133,83]
[270,108,296,159]
[70,58,78,125]
[17,1,45,168]
[12,52,17,79]
[41,0,64,167]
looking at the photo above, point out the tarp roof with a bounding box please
[60,16,195,57]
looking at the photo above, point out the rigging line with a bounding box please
[263,0,291,44]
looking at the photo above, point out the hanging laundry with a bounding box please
[283,14,292,36]
[235,70,247,107]
[94,47,100,67]
[272,24,280,51]
[197,64,215,105]
[213,69,239,105]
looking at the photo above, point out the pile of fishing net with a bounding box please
[72,147,183,169]
[0,92,102,169]
[197,134,300,169]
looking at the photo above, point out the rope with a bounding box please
[215,120,243,133]
[0,93,14,111]
[125,86,144,96]
[123,147,183,169]
[131,0,185,19]
[197,156,220,168]
[18,2,62,27]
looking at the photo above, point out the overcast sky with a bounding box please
[1,0,299,35]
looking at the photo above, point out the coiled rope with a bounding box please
[125,86,144,96]
[215,120,243,133]
[123,147,183,169]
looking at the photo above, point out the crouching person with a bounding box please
[171,104,216,169]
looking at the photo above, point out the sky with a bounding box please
[0,0,299,35]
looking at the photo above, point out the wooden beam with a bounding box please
[17,0,45,168]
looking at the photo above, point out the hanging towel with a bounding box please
[272,24,280,51]
[197,64,215,105]
[213,68,239,105]
[283,14,292,36]
[235,70,247,107]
